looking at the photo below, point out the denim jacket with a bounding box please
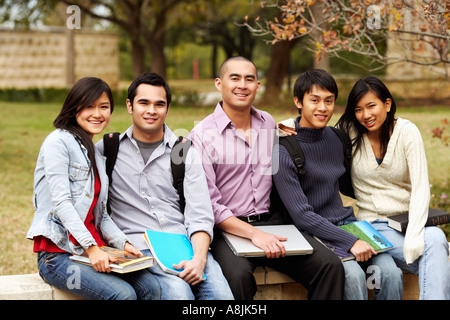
[26,129,129,255]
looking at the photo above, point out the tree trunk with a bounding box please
[310,2,330,71]
[211,42,218,78]
[130,36,146,78]
[147,11,167,79]
[149,33,167,78]
[262,39,298,105]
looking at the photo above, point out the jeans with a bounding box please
[37,251,161,300]
[371,220,450,300]
[141,250,234,300]
[339,218,403,300]
[210,227,345,300]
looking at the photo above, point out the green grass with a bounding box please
[0,100,448,275]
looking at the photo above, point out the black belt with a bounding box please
[238,212,271,223]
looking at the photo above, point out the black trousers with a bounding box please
[210,214,345,300]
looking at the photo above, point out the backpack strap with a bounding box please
[103,132,120,215]
[279,135,306,176]
[171,136,191,213]
[330,127,352,171]
[102,133,191,214]
[270,135,305,223]
[278,128,355,198]
[330,127,355,198]
[103,132,121,184]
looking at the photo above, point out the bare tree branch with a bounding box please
[244,0,450,77]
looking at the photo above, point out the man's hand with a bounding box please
[173,231,209,285]
[350,240,377,262]
[124,242,143,257]
[218,216,288,259]
[277,118,297,137]
[250,228,287,259]
[86,245,117,273]
[173,258,206,286]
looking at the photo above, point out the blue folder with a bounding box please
[143,230,206,280]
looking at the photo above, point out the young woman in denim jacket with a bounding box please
[26,77,160,300]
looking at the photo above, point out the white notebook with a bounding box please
[222,225,313,257]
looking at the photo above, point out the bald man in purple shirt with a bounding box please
[189,57,345,300]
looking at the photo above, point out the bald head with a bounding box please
[218,56,257,79]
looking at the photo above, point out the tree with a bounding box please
[263,38,299,104]
[256,2,328,104]
[0,0,64,28]
[169,0,264,78]
[58,0,197,78]
[244,0,450,77]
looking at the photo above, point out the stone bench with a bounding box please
[0,273,83,300]
[253,266,419,300]
[0,268,419,300]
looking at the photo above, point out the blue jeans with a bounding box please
[141,249,234,300]
[37,251,161,300]
[371,220,450,300]
[339,218,403,300]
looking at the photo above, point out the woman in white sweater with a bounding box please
[336,76,450,299]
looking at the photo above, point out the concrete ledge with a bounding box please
[0,273,82,300]
[254,266,420,300]
[0,269,419,300]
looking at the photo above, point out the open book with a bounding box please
[316,220,393,261]
[69,246,154,273]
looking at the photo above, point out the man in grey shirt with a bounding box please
[96,72,233,300]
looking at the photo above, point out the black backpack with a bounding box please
[269,126,355,221]
[103,132,191,214]
[277,126,354,198]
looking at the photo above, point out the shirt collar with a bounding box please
[294,115,325,141]
[213,101,266,133]
[124,124,177,149]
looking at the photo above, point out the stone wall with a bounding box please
[0,28,119,90]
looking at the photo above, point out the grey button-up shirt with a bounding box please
[96,125,214,250]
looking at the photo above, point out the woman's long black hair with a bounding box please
[53,77,114,172]
[336,76,396,161]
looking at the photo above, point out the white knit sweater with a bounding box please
[351,118,430,264]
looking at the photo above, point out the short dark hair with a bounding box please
[127,72,171,107]
[293,69,338,105]
[218,56,257,79]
